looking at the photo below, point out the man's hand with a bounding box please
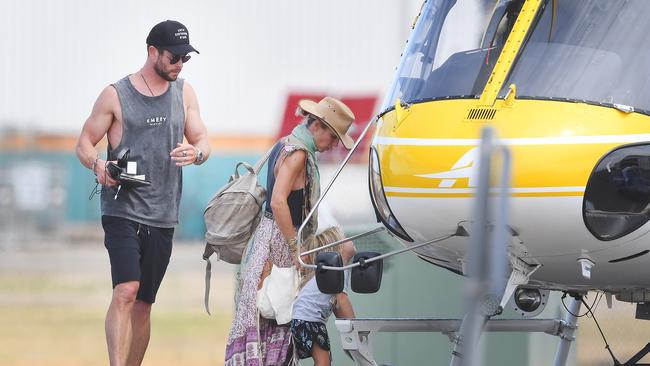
[95,160,119,187]
[170,143,197,166]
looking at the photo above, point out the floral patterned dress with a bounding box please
[224,215,295,366]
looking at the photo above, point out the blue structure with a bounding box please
[0,151,265,240]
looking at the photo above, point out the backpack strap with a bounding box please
[203,244,218,315]
[253,144,275,173]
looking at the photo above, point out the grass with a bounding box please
[0,304,231,366]
[3,244,650,365]
[0,244,234,366]
[577,298,650,365]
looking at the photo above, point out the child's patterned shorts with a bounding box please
[290,319,331,359]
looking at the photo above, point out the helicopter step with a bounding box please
[335,316,574,366]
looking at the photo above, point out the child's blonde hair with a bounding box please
[300,226,347,288]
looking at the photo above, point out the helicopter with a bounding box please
[298,0,650,365]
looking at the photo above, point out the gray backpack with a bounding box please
[203,147,273,314]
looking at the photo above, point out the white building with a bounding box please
[1,0,422,136]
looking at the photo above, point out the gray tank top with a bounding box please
[100,75,185,228]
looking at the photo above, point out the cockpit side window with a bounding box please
[381,0,499,112]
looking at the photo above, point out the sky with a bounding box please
[1,0,421,136]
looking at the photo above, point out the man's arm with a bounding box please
[171,82,211,166]
[334,292,355,319]
[75,86,119,186]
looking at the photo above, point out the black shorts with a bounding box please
[102,215,174,304]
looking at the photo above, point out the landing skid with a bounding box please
[619,343,650,365]
[336,296,582,366]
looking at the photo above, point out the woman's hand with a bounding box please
[258,260,273,290]
[292,256,301,269]
[287,237,301,268]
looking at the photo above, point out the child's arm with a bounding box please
[333,292,355,318]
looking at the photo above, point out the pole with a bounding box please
[553,296,581,366]
[450,127,495,366]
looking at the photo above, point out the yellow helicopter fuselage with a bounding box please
[370,0,650,293]
[374,98,650,291]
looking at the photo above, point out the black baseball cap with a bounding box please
[146,20,199,55]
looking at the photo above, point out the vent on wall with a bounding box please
[466,108,497,121]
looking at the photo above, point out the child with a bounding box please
[291,226,356,366]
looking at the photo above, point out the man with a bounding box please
[75,20,210,366]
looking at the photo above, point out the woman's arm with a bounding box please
[270,149,307,243]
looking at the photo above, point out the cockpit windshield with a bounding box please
[381,0,516,112]
[382,0,650,115]
[498,0,650,113]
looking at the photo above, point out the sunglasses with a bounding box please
[157,48,191,64]
[168,54,191,64]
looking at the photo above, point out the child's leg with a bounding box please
[311,342,331,366]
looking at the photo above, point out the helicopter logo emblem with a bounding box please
[416,147,480,188]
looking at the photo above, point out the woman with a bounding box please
[224,97,356,365]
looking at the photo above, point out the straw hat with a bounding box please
[298,97,355,149]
